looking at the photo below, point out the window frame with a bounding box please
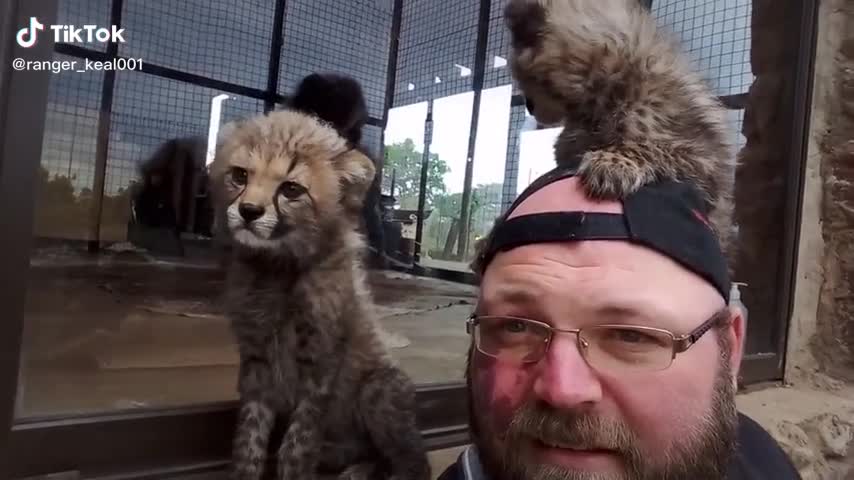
[0,0,470,478]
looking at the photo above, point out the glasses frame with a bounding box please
[466,308,732,369]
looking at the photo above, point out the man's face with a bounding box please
[468,236,745,480]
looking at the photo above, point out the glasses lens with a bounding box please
[580,326,675,372]
[475,317,550,363]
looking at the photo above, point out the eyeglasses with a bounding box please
[466,308,731,372]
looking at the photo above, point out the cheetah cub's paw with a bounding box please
[577,149,657,200]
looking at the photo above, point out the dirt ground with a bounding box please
[16,246,477,419]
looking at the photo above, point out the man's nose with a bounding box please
[238,202,265,222]
[532,334,603,409]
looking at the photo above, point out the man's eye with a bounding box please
[231,167,248,186]
[502,319,528,334]
[608,328,662,346]
[279,181,307,199]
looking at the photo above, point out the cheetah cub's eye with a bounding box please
[279,181,307,200]
[230,167,248,187]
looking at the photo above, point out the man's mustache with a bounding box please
[506,401,640,454]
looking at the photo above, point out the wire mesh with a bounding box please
[108,71,263,196]
[483,0,520,93]
[277,0,394,119]
[726,107,746,151]
[119,0,274,90]
[360,124,385,162]
[393,0,481,107]
[56,0,112,52]
[39,53,104,193]
[501,103,527,213]
[653,0,753,97]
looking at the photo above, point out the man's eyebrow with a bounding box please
[590,305,645,322]
[478,284,544,314]
[587,303,675,327]
[495,285,541,304]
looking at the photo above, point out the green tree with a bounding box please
[425,182,504,260]
[468,182,503,238]
[383,139,450,210]
[33,165,133,241]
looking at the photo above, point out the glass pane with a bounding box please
[419,91,474,271]
[19,64,264,419]
[382,101,428,265]
[461,85,513,266]
[19,0,483,416]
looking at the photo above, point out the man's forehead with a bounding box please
[506,176,623,218]
[478,238,725,328]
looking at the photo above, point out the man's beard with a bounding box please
[466,334,739,480]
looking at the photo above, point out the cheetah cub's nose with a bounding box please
[238,203,265,222]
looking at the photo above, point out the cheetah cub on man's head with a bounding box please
[504,0,737,254]
[210,110,430,480]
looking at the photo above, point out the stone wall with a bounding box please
[810,0,854,383]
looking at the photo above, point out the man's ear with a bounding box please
[335,149,376,212]
[725,305,746,388]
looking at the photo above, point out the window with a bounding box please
[20,67,264,418]
[653,0,808,380]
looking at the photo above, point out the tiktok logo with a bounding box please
[16,17,45,48]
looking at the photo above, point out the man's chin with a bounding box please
[494,440,627,480]
[527,441,624,475]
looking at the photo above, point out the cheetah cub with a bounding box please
[505,0,737,253]
[210,109,431,480]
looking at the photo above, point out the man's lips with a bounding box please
[531,439,622,471]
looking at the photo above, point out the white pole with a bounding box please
[205,94,231,167]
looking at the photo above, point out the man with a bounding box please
[437,167,800,479]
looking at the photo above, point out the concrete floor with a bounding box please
[16,248,478,418]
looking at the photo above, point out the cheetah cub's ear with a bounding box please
[334,148,375,213]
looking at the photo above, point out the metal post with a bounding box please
[87,0,123,252]
[456,0,491,260]
[265,0,287,112]
[379,0,404,176]
[414,99,433,262]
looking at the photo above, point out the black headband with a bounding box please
[476,165,732,302]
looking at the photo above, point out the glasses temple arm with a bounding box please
[673,308,731,352]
